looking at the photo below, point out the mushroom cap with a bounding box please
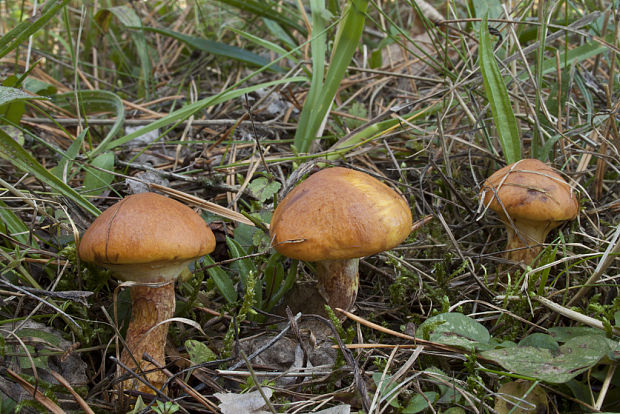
[79,192,215,279]
[270,167,412,261]
[480,159,579,223]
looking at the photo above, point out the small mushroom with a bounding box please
[480,159,578,265]
[79,192,215,393]
[270,167,412,312]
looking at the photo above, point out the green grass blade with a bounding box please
[53,90,125,157]
[325,103,443,160]
[0,0,71,59]
[0,86,47,105]
[0,200,37,247]
[105,76,306,150]
[294,0,369,153]
[227,26,294,62]
[478,14,521,164]
[82,152,115,196]
[293,0,329,153]
[51,129,87,181]
[141,26,282,71]
[202,255,237,304]
[95,6,152,97]
[213,0,306,35]
[0,129,100,217]
[518,41,609,81]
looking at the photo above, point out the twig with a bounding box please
[143,354,220,413]
[567,222,620,306]
[49,371,96,414]
[6,369,65,414]
[531,295,620,336]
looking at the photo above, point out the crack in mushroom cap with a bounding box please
[480,159,579,223]
[270,167,413,261]
[78,192,215,271]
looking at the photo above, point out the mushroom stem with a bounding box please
[503,219,560,265]
[120,283,174,393]
[315,258,360,312]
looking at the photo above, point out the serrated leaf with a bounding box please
[248,177,281,203]
[481,335,611,383]
[185,339,217,364]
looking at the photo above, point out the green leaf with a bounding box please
[106,77,305,150]
[0,84,47,125]
[248,177,281,203]
[0,85,47,106]
[518,41,609,82]
[184,339,217,364]
[95,6,152,97]
[263,18,297,50]
[82,152,115,196]
[0,129,100,217]
[228,26,293,62]
[518,333,560,351]
[478,14,521,164]
[417,313,491,351]
[0,200,36,247]
[0,0,71,60]
[213,0,306,35]
[548,326,606,342]
[141,26,281,71]
[225,236,257,289]
[403,392,438,414]
[294,0,369,153]
[23,77,57,96]
[372,372,401,408]
[202,255,237,304]
[481,335,611,383]
[51,128,87,181]
[53,90,125,157]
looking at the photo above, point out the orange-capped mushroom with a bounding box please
[480,159,578,265]
[79,192,215,394]
[270,167,412,311]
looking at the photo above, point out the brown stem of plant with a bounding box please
[503,219,560,265]
[315,258,359,312]
[120,283,174,394]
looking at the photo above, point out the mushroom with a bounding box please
[79,192,215,393]
[270,167,412,312]
[480,159,578,265]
